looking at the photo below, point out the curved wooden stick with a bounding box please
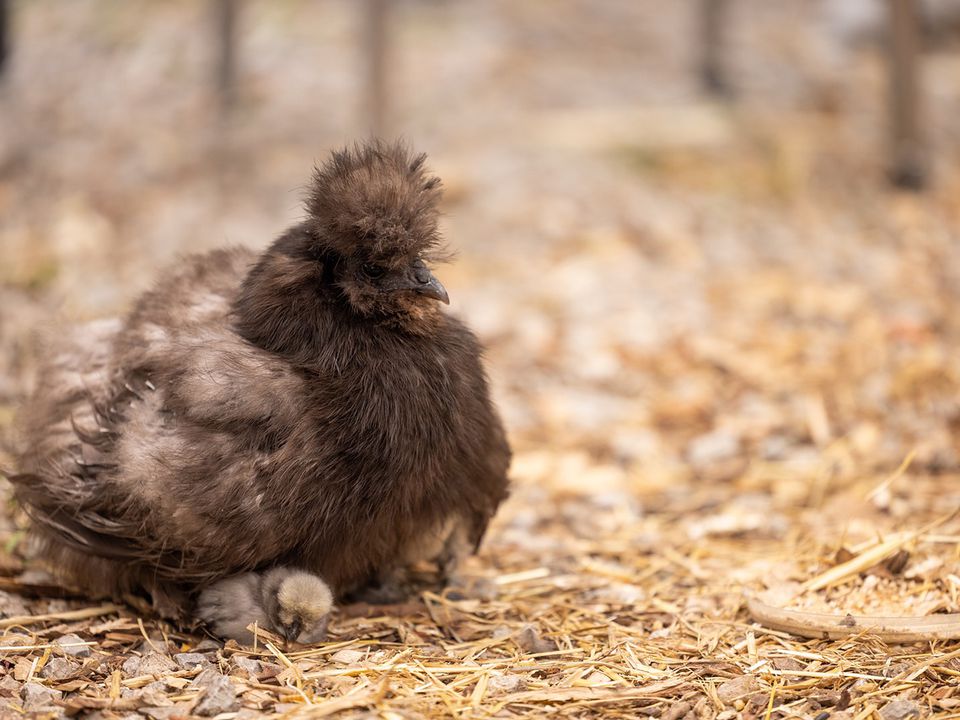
[747,597,960,642]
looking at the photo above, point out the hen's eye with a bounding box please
[362,263,386,279]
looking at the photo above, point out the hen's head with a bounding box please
[307,141,449,318]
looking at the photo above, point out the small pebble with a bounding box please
[40,657,79,681]
[190,668,223,689]
[330,649,365,664]
[173,652,211,670]
[192,638,223,652]
[717,675,760,704]
[137,637,173,656]
[138,653,178,676]
[0,674,20,696]
[259,662,283,680]
[55,633,91,657]
[231,656,263,678]
[514,625,557,654]
[193,675,240,716]
[881,700,921,720]
[20,682,62,710]
[121,656,141,676]
[0,590,29,618]
[487,673,526,695]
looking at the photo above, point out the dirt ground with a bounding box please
[3,1,960,718]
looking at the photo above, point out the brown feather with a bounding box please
[10,141,511,615]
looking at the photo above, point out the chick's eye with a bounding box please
[362,263,386,279]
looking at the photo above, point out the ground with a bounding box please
[3,1,960,718]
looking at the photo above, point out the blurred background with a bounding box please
[3,0,960,612]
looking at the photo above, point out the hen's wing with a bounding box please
[12,248,310,587]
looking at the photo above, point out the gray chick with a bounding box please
[196,567,333,645]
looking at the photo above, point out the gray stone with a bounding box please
[0,674,21,696]
[231,656,262,678]
[192,638,222,652]
[487,673,526,695]
[20,682,62,710]
[40,657,79,681]
[137,653,177,676]
[54,633,91,657]
[122,655,142,677]
[259,662,283,679]
[513,625,557,654]
[717,675,760,704]
[883,662,913,678]
[190,668,223,688]
[881,700,922,720]
[173,652,211,670]
[137,637,173,656]
[330,648,365,664]
[193,675,240,716]
[0,590,28,618]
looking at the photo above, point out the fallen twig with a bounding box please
[747,597,960,642]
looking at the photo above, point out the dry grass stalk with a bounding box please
[0,602,121,629]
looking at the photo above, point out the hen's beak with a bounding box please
[413,271,450,305]
[389,262,450,304]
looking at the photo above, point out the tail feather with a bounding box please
[9,472,144,560]
[9,472,237,584]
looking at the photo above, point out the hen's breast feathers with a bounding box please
[14,247,508,589]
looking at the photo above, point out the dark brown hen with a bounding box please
[9,141,511,623]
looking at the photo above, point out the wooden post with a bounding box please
[364,0,389,138]
[0,0,9,80]
[887,0,926,189]
[214,0,239,116]
[699,0,731,96]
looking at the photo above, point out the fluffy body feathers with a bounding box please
[10,142,511,628]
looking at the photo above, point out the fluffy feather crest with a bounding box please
[307,140,444,265]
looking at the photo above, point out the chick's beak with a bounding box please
[283,619,302,644]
